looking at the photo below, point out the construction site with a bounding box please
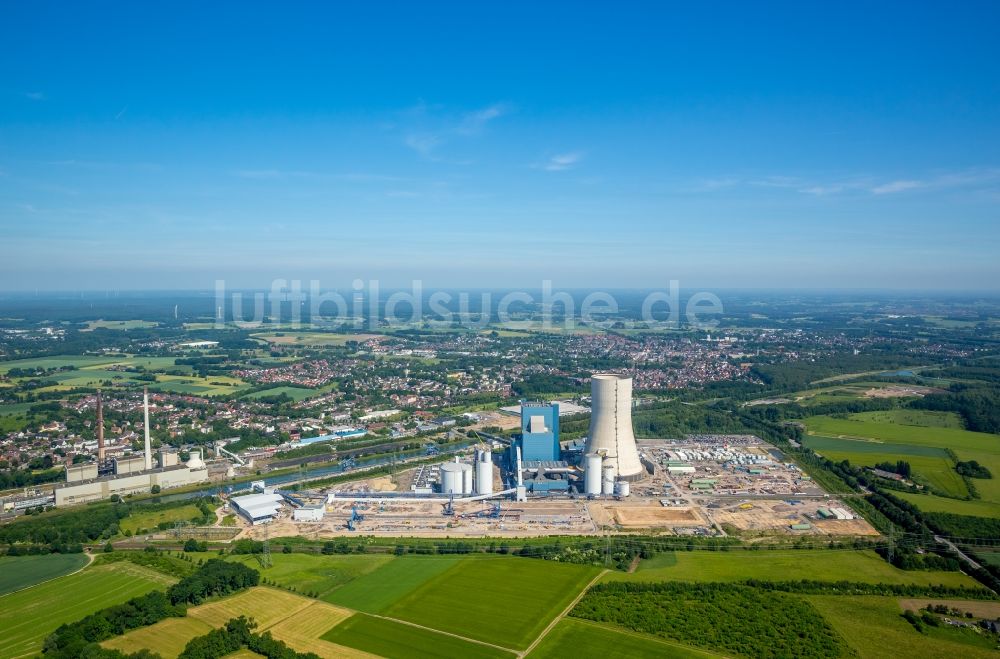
[217,374,876,541]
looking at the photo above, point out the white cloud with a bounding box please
[457,103,509,135]
[404,133,442,158]
[537,152,584,172]
[871,180,921,195]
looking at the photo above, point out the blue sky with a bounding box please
[2,2,999,290]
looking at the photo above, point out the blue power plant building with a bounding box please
[518,401,560,462]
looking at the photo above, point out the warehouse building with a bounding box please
[231,492,284,525]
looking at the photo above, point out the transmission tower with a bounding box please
[261,522,272,569]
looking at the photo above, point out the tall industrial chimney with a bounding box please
[143,387,153,471]
[96,390,105,463]
[585,373,643,480]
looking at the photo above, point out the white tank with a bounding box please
[584,453,602,495]
[602,463,616,495]
[476,453,494,495]
[585,374,643,480]
[461,464,474,494]
[615,480,630,497]
[440,462,463,494]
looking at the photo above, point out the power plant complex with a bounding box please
[54,387,210,506]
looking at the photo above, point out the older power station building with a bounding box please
[55,388,209,506]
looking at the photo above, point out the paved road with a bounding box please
[935,535,982,571]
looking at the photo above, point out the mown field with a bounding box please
[381,557,599,650]
[803,411,1000,507]
[807,594,1000,658]
[322,613,515,659]
[0,553,90,595]
[0,354,250,397]
[240,385,325,402]
[526,618,720,658]
[602,549,979,587]
[225,552,393,599]
[323,555,462,612]
[0,562,175,658]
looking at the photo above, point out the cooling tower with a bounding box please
[585,373,644,481]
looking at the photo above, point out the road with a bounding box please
[935,535,982,571]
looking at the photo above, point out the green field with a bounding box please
[324,555,462,612]
[807,594,1000,658]
[527,618,720,658]
[120,504,205,534]
[322,613,516,659]
[83,320,159,331]
[894,491,1000,517]
[0,355,124,373]
[102,616,212,658]
[0,562,175,658]
[803,411,1000,502]
[225,552,393,598]
[0,553,90,595]
[240,385,322,402]
[602,550,979,587]
[381,557,598,650]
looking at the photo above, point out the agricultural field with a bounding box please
[240,385,324,402]
[252,332,379,346]
[264,601,365,658]
[187,587,313,629]
[894,491,1000,517]
[806,594,1000,658]
[0,562,175,658]
[381,557,599,650]
[803,411,1000,503]
[120,503,205,534]
[526,618,720,658]
[324,555,462,612]
[102,617,213,658]
[0,553,90,595]
[322,613,515,659]
[224,552,393,599]
[82,320,159,331]
[602,550,980,588]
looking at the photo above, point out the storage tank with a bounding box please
[440,462,463,495]
[585,374,644,480]
[615,480,631,497]
[476,452,494,495]
[584,453,602,495]
[461,463,474,494]
[602,463,616,495]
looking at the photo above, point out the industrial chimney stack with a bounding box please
[96,390,105,463]
[143,387,153,471]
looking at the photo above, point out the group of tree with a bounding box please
[572,581,847,659]
[955,460,992,479]
[178,616,319,659]
[874,460,912,478]
[43,559,260,657]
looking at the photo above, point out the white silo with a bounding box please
[585,374,643,481]
[461,463,474,494]
[476,452,493,495]
[440,462,463,495]
[584,453,602,495]
[615,480,631,497]
[602,463,616,495]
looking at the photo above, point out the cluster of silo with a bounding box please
[475,450,493,495]
[440,461,471,495]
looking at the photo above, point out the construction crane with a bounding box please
[442,493,455,516]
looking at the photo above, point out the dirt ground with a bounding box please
[897,599,1000,618]
[864,385,943,398]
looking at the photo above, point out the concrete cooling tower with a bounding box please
[585,373,644,481]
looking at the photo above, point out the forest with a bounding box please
[572,581,847,659]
